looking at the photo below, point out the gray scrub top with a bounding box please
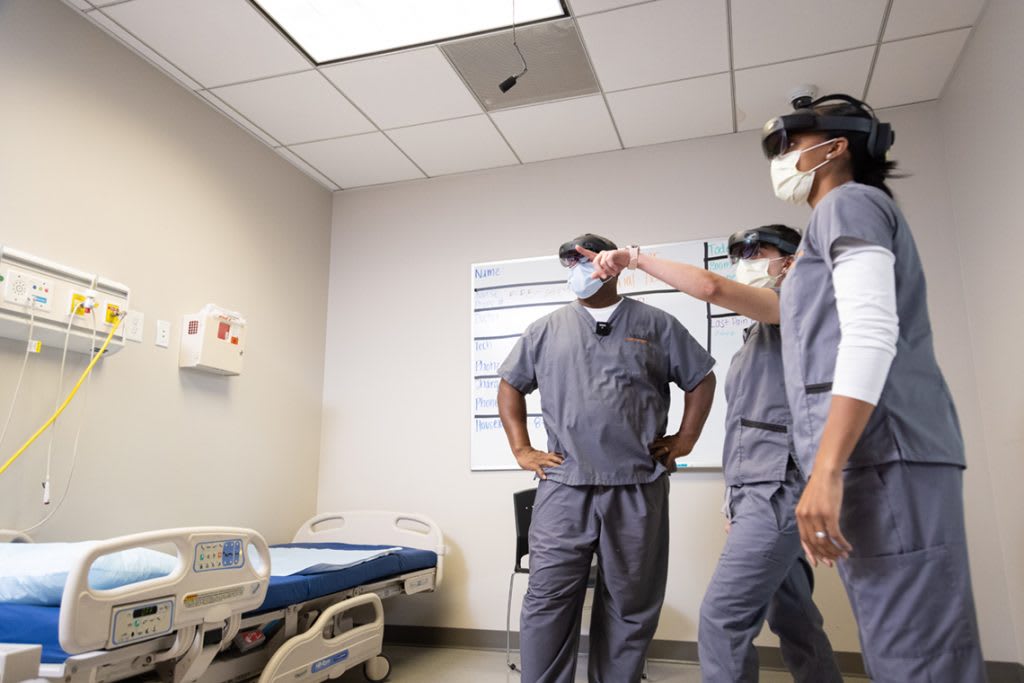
[499,297,715,485]
[722,321,795,485]
[779,182,965,475]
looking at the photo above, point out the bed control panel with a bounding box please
[193,538,245,572]
[110,598,174,646]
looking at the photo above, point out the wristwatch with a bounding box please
[627,245,640,270]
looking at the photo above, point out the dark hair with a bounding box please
[759,224,802,253]
[813,101,903,197]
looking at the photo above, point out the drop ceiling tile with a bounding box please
[490,95,620,164]
[568,0,645,16]
[734,47,874,131]
[607,73,733,147]
[388,116,518,177]
[197,90,280,147]
[884,0,985,40]
[868,29,970,108]
[101,0,309,88]
[85,10,202,90]
[578,0,729,91]
[211,71,374,145]
[731,0,887,69]
[274,147,340,191]
[289,133,425,188]
[322,48,481,130]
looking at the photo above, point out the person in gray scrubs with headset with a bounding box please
[582,227,842,682]
[757,94,985,681]
[497,233,717,683]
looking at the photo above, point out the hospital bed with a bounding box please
[0,511,445,683]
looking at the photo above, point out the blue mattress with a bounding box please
[0,543,436,665]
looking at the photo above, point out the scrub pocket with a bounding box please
[766,479,798,536]
[736,418,790,483]
[841,544,973,659]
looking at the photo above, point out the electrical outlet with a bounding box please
[122,310,144,343]
[155,320,170,348]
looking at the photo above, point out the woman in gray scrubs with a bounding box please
[758,94,986,682]
[580,227,841,682]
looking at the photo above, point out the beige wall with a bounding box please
[321,102,1017,659]
[0,0,331,544]
[938,0,1024,664]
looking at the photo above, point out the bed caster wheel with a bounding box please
[364,654,391,682]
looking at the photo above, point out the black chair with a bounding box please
[505,488,648,678]
[506,488,537,672]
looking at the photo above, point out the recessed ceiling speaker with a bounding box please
[441,18,600,112]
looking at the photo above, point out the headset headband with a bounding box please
[761,93,894,159]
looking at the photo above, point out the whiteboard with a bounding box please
[471,237,748,471]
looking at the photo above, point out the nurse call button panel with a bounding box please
[193,538,244,572]
[110,598,174,646]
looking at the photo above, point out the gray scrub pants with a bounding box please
[838,461,987,682]
[699,462,841,682]
[519,476,669,683]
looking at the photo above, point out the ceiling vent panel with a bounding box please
[441,19,600,112]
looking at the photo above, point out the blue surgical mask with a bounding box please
[567,259,606,299]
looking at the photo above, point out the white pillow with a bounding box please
[0,542,177,606]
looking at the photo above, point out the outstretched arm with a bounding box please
[578,246,781,324]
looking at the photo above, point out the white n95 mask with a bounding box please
[568,259,606,299]
[735,258,783,288]
[770,138,837,205]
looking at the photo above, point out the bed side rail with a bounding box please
[293,512,446,588]
[257,593,383,683]
[59,527,270,655]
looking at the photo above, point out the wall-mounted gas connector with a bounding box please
[69,289,98,317]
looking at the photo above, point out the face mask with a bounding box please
[770,138,837,205]
[735,257,785,288]
[567,259,607,299]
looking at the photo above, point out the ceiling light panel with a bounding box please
[252,0,567,64]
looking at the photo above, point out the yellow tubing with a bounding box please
[0,313,124,478]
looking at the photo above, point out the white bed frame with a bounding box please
[0,511,445,683]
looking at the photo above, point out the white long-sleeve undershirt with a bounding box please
[830,239,899,405]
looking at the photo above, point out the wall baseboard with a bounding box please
[384,626,1024,682]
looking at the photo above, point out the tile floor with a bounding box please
[336,645,869,682]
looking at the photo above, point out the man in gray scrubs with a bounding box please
[497,233,716,683]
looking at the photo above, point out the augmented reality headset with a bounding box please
[727,226,801,264]
[761,94,894,161]
[559,234,618,268]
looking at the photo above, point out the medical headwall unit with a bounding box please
[0,246,129,356]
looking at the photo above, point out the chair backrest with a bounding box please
[513,488,536,572]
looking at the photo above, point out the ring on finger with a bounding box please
[814,531,828,539]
